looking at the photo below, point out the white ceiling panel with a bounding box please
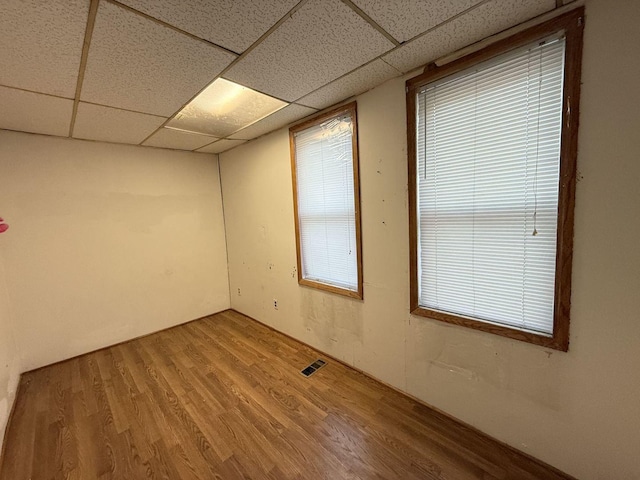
[142,128,217,151]
[228,104,317,140]
[196,139,247,154]
[298,60,400,110]
[81,1,236,116]
[117,0,299,54]
[0,0,89,98]
[224,0,395,102]
[73,103,167,145]
[383,0,556,74]
[0,86,73,137]
[352,0,483,43]
[166,78,287,137]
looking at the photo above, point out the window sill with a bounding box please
[410,305,569,351]
[299,278,363,300]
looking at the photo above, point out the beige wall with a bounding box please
[220,2,640,479]
[0,131,231,372]
[0,254,20,454]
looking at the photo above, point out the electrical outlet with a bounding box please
[273,299,278,310]
[237,288,241,296]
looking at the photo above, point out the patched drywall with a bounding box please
[0,131,231,370]
[220,2,640,478]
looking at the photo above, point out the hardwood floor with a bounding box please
[0,310,573,480]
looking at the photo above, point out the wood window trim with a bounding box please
[406,8,584,351]
[289,101,364,300]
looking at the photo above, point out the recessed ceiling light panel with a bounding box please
[166,78,287,137]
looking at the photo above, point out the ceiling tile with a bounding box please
[228,104,317,140]
[383,0,556,74]
[73,103,167,145]
[0,0,88,97]
[166,78,287,137]
[196,139,247,154]
[142,128,217,151]
[81,1,236,116]
[298,60,400,110]
[0,86,73,137]
[224,0,395,102]
[352,0,483,43]
[117,0,299,54]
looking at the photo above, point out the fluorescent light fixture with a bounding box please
[166,78,287,137]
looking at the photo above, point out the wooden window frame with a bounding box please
[289,102,364,300]
[406,9,584,351]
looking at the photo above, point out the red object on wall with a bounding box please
[0,217,9,234]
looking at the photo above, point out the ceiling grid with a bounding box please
[68,0,100,137]
[0,0,570,153]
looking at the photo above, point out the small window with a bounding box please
[290,102,363,299]
[406,9,584,350]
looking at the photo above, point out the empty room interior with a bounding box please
[1,0,639,479]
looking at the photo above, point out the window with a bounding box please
[290,102,363,299]
[406,9,584,350]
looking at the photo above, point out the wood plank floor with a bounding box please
[0,310,573,480]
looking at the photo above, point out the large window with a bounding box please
[406,10,584,350]
[290,102,363,299]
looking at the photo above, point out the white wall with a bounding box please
[0,131,231,371]
[0,253,20,454]
[220,2,640,479]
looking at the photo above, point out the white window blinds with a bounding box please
[294,113,358,291]
[415,37,566,335]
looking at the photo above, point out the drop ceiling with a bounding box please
[0,0,567,154]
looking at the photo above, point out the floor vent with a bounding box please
[300,359,326,377]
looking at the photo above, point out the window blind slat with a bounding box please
[295,114,358,291]
[416,38,566,335]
